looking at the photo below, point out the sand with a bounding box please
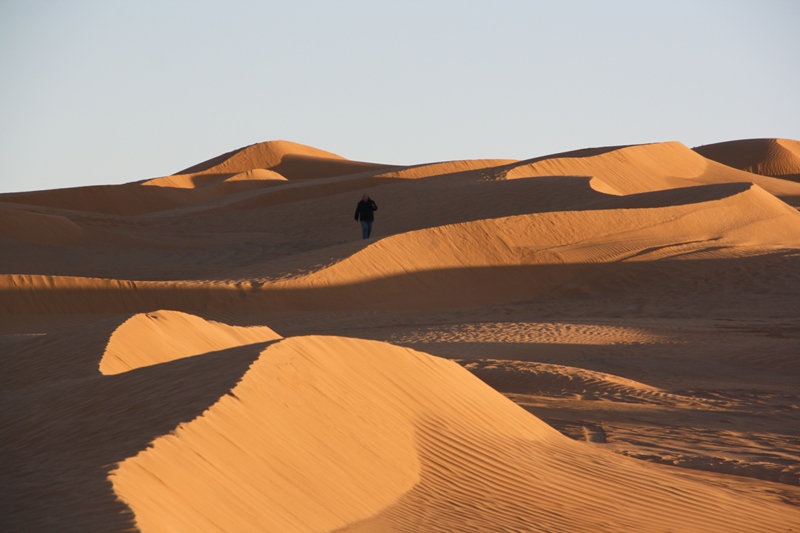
[1,139,799,532]
[694,138,800,183]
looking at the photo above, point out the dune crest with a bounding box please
[111,336,800,532]
[99,310,281,375]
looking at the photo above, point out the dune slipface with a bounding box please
[2,138,800,532]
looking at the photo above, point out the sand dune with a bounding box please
[0,141,394,215]
[174,140,346,174]
[111,334,799,532]
[507,141,709,194]
[506,140,800,204]
[2,138,800,531]
[282,183,800,290]
[174,139,393,180]
[5,182,797,315]
[100,310,280,375]
[694,138,800,182]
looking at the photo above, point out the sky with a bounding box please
[1,0,798,193]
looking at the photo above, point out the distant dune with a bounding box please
[173,139,393,181]
[2,138,800,531]
[694,138,800,183]
[0,140,396,215]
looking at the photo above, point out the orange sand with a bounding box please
[2,139,799,531]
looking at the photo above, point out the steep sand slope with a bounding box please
[111,335,800,532]
[99,310,281,374]
[694,138,800,182]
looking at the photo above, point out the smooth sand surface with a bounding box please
[2,139,799,531]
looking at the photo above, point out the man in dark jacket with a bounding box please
[354,193,378,239]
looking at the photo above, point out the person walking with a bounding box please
[354,193,378,239]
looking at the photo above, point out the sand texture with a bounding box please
[2,139,800,531]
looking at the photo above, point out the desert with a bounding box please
[2,138,800,532]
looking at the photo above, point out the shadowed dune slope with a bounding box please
[0,312,279,532]
[0,163,380,216]
[0,181,256,216]
[694,138,800,182]
[99,310,281,375]
[0,207,83,245]
[0,275,182,315]
[0,183,197,215]
[111,335,800,532]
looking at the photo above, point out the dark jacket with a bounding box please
[354,199,378,222]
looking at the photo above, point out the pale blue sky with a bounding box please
[1,0,798,193]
